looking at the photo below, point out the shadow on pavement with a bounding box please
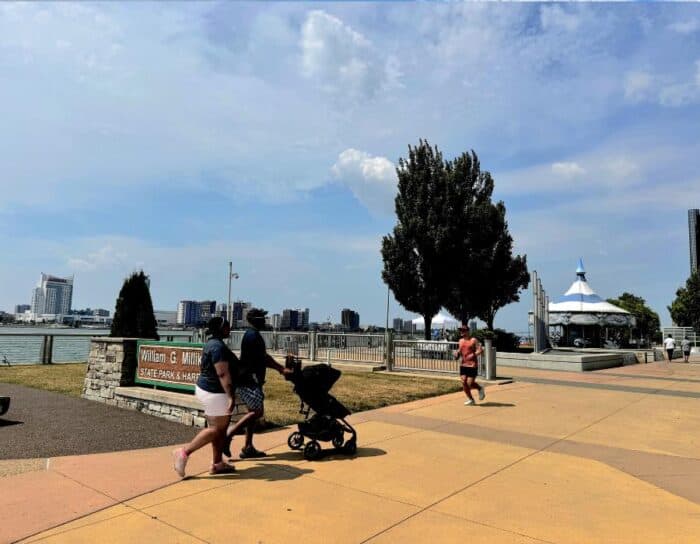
[189,463,313,482]
[0,419,23,427]
[477,402,515,408]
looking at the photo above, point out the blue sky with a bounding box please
[1,2,700,330]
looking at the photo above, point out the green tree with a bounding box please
[110,271,159,340]
[441,152,528,329]
[668,272,700,332]
[381,140,453,339]
[607,292,660,346]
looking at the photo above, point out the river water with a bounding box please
[0,327,194,365]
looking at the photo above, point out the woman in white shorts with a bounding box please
[172,317,236,477]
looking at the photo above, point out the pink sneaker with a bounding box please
[172,448,188,478]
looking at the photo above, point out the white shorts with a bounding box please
[195,385,230,417]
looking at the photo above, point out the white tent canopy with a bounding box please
[411,312,460,330]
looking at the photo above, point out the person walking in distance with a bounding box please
[223,308,291,459]
[455,324,485,405]
[682,336,692,363]
[172,317,237,478]
[663,334,676,363]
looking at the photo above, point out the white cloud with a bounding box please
[331,148,397,216]
[624,70,653,101]
[551,162,586,179]
[300,10,394,100]
[67,245,127,271]
[659,82,699,107]
[668,19,700,35]
[540,5,581,32]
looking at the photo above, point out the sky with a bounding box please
[1,2,699,331]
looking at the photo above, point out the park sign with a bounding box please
[135,340,204,391]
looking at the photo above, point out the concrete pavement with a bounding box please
[4,360,700,543]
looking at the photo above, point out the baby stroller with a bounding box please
[284,357,357,460]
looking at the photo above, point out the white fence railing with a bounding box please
[392,339,487,376]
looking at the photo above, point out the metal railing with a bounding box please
[0,330,197,365]
[228,331,311,358]
[316,333,385,364]
[392,339,486,376]
[1,329,493,377]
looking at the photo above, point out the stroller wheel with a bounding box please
[303,440,322,461]
[332,434,344,449]
[343,439,357,455]
[288,432,304,450]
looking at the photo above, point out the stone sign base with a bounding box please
[82,337,244,428]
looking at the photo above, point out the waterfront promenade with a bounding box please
[3,359,700,543]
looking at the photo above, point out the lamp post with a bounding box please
[227,261,239,326]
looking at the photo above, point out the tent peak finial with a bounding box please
[576,258,586,280]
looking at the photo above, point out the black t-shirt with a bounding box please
[196,338,235,394]
[240,328,267,387]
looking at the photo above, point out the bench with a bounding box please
[0,396,10,417]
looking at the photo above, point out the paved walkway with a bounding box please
[4,360,700,543]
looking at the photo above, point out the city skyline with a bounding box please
[2,3,700,330]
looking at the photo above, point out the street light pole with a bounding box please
[227,263,239,326]
[227,261,232,325]
[385,284,390,333]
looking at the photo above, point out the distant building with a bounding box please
[280,308,309,330]
[392,318,403,331]
[30,273,74,317]
[271,313,281,330]
[177,300,216,326]
[341,308,360,331]
[14,304,30,314]
[154,310,177,326]
[690,209,700,275]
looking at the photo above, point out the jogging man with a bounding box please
[455,324,485,405]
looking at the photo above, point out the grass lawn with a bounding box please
[0,363,86,397]
[0,363,462,427]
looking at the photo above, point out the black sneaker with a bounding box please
[240,446,267,459]
[222,435,233,458]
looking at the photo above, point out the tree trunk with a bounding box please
[424,315,432,340]
[487,316,494,331]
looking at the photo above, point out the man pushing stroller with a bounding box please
[223,308,291,459]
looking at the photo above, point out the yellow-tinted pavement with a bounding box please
[5,360,700,543]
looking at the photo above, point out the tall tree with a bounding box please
[110,271,159,340]
[607,292,660,346]
[442,152,528,328]
[669,272,700,332]
[472,203,529,330]
[382,140,452,339]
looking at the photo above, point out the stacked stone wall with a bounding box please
[82,338,138,406]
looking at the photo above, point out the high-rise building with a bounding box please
[690,209,700,275]
[393,318,403,331]
[280,308,310,330]
[15,304,30,314]
[176,300,216,326]
[341,308,360,331]
[30,274,73,316]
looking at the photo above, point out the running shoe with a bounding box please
[478,388,486,401]
[172,448,188,478]
[240,446,267,458]
[464,399,475,406]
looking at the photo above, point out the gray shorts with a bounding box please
[236,385,264,411]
